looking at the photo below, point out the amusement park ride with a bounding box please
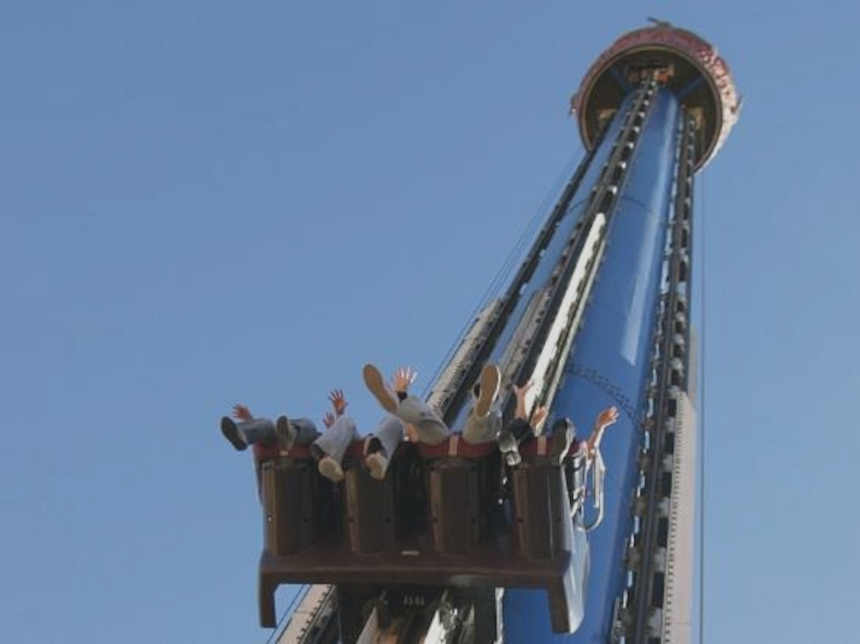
[226,20,739,644]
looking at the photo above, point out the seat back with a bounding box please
[428,458,481,553]
[261,458,318,555]
[512,464,569,560]
[344,466,396,554]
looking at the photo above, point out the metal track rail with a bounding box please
[624,111,697,644]
[446,80,658,433]
[438,115,610,427]
[520,82,657,420]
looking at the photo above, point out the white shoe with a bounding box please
[475,364,501,417]
[363,363,399,414]
[498,429,517,453]
[318,455,344,482]
[365,452,389,480]
[505,450,522,467]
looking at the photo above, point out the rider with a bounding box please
[362,362,504,444]
[498,380,620,466]
[219,389,404,484]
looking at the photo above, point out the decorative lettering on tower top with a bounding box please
[572,25,740,166]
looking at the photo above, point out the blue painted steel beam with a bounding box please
[503,88,681,641]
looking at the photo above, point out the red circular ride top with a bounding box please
[572,23,740,168]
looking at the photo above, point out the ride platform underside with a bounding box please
[251,21,738,644]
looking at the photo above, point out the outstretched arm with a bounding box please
[585,406,619,457]
[232,404,253,422]
[513,381,547,429]
[328,389,348,417]
[512,381,532,420]
[392,366,417,397]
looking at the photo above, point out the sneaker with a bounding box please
[363,363,399,414]
[498,429,517,454]
[474,364,501,418]
[365,452,389,480]
[220,417,247,451]
[504,450,522,467]
[363,435,383,456]
[547,419,574,465]
[275,415,296,452]
[318,455,344,483]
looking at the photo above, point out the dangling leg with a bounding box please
[463,366,503,444]
[363,363,450,445]
[362,363,399,413]
[463,404,503,443]
[311,416,357,482]
[498,417,533,466]
[399,397,449,445]
[221,417,279,451]
[546,418,575,465]
[363,415,404,480]
[474,364,501,417]
[274,416,321,449]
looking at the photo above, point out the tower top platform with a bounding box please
[571,21,740,168]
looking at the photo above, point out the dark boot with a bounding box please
[220,417,248,451]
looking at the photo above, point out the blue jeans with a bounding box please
[312,414,405,464]
[238,417,320,445]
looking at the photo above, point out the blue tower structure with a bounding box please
[254,21,739,644]
[502,22,739,643]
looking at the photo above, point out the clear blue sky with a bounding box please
[3,1,858,642]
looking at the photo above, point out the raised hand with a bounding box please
[531,405,548,430]
[328,389,348,416]
[513,381,536,422]
[232,404,253,422]
[513,380,535,401]
[322,411,336,429]
[586,406,620,457]
[596,406,619,429]
[392,366,417,393]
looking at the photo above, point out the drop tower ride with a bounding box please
[503,20,739,643]
[264,21,739,644]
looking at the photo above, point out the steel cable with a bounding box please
[698,169,707,644]
[263,584,311,644]
[421,152,579,396]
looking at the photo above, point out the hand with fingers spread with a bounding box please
[322,411,336,429]
[392,366,417,394]
[513,380,536,421]
[531,405,548,430]
[513,380,535,400]
[232,404,253,422]
[596,406,620,429]
[586,406,620,457]
[328,389,348,416]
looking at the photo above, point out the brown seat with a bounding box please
[256,436,587,637]
[343,465,397,554]
[260,458,319,556]
[511,463,569,560]
[418,435,499,554]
